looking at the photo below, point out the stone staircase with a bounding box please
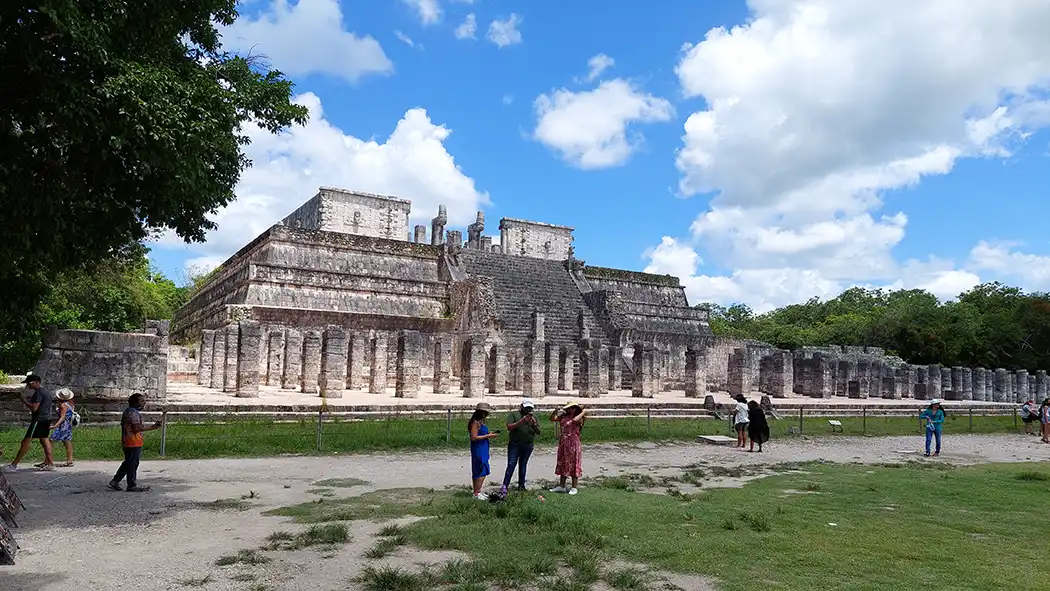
[458,250,603,347]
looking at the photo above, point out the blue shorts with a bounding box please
[471,455,490,479]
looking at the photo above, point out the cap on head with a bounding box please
[22,374,41,384]
[930,398,942,405]
[521,399,535,409]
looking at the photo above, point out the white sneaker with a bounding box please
[568,488,578,495]
[2,464,19,473]
[550,486,567,493]
[473,492,489,501]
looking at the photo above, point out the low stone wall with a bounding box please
[32,322,169,402]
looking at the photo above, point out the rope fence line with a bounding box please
[0,406,1026,458]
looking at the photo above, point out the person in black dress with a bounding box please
[747,400,770,452]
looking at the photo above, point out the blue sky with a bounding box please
[151,0,1050,312]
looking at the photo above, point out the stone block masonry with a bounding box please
[433,337,452,395]
[348,332,366,390]
[31,324,169,402]
[396,330,422,398]
[993,368,1009,402]
[558,347,575,392]
[972,368,986,401]
[632,343,656,398]
[960,367,973,401]
[223,324,239,393]
[728,348,753,398]
[282,329,303,390]
[1015,370,1030,403]
[1037,370,1048,400]
[522,339,545,398]
[544,343,560,395]
[926,364,941,400]
[684,345,707,398]
[369,335,388,394]
[197,329,215,386]
[486,340,507,395]
[759,351,792,398]
[301,331,322,394]
[319,327,348,398]
[462,337,487,398]
[579,339,601,398]
[608,346,623,391]
[266,330,284,387]
[236,321,263,398]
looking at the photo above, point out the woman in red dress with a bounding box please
[550,402,586,495]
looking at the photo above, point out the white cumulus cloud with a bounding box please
[455,13,477,40]
[969,241,1050,291]
[651,0,1050,311]
[487,14,523,48]
[533,79,674,169]
[155,93,489,271]
[402,0,441,25]
[221,0,393,83]
[580,53,614,83]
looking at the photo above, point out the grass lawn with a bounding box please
[0,413,1021,462]
[268,461,1050,591]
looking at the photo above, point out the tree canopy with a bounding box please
[701,284,1050,371]
[0,1,308,344]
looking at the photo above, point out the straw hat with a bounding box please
[55,388,74,401]
[475,402,493,412]
[562,401,583,411]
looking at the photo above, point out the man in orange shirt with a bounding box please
[108,393,161,492]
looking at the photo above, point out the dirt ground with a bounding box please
[4,433,1049,590]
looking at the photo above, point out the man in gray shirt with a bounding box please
[3,375,55,472]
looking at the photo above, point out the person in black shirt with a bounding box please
[3,375,56,472]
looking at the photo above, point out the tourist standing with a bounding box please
[550,402,586,495]
[3,374,55,472]
[501,399,540,495]
[109,393,161,492]
[1040,399,1050,444]
[747,400,770,453]
[468,402,499,501]
[921,399,945,457]
[732,395,750,448]
[1021,399,1038,435]
[49,388,77,467]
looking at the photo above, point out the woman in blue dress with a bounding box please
[49,388,76,467]
[468,402,499,500]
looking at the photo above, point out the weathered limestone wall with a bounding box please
[281,187,411,240]
[33,322,169,402]
[498,218,574,260]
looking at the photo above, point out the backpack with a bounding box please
[69,406,81,428]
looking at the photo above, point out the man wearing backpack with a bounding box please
[1021,399,1038,435]
[3,375,56,472]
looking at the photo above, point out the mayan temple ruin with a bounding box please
[17,186,1049,407]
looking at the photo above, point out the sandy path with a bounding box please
[4,433,1049,590]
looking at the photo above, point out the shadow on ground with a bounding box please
[3,571,69,590]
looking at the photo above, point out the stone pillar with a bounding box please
[924,364,940,400]
[197,329,215,386]
[369,335,389,394]
[1014,370,1029,402]
[597,346,610,395]
[395,330,422,398]
[433,337,452,395]
[972,368,986,401]
[608,346,623,391]
[523,312,546,397]
[728,348,753,398]
[579,339,601,398]
[558,347,575,392]
[210,328,226,389]
[467,212,485,248]
[940,367,952,401]
[684,345,707,398]
[508,350,523,391]
[319,327,348,398]
[849,359,869,399]
[235,321,262,398]
[758,351,792,398]
[993,368,1009,402]
[913,365,928,400]
[223,323,239,393]
[431,205,447,246]
[959,367,973,401]
[347,332,366,390]
[985,370,994,403]
[301,330,322,394]
[447,229,463,247]
[632,343,656,398]
[1036,370,1048,400]
[805,355,833,398]
[544,343,560,395]
[413,225,427,244]
[480,236,492,251]
[462,337,487,398]
[948,367,963,401]
[487,340,507,395]
[282,329,303,390]
[892,365,912,399]
[836,360,855,397]
[266,330,284,387]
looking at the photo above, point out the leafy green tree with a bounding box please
[0,1,308,344]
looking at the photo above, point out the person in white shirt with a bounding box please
[1021,399,1038,436]
[731,395,750,448]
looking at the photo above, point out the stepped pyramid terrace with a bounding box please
[6,186,1045,420]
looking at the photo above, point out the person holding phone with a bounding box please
[468,402,499,500]
[501,399,540,495]
[109,393,162,492]
[550,402,586,495]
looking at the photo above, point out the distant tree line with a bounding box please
[697,284,1050,372]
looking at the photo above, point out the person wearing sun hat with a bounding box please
[467,402,500,500]
[549,401,587,495]
[921,398,945,457]
[48,388,78,467]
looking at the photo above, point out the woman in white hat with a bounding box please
[550,401,586,495]
[49,388,77,467]
[921,399,945,457]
